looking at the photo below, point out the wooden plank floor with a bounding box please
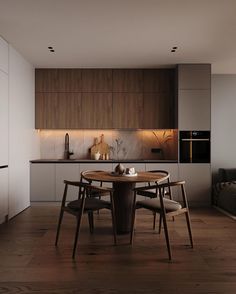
[0,206,236,293]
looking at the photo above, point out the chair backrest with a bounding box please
[157,180,188,208]
[147,170,170,180]
[81,170,104,187]
[61,180,89,207]
[147,170,171,197]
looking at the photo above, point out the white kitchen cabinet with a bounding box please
[177,64,211,130]
[178,64,211,90]
[80,163,113,173]
[30,164,55,201]
[179,164,211,206]
[55,164,80,201]
[0,37,8,74]
[178,89,211,130]
[0,71,8,166]
[0,167,8,224]
[30,162,212,206]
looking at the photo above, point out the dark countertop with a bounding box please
[30,159,178,164]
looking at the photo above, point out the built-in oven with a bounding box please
[179,131,210,163]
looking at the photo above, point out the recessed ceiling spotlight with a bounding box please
[47,46,55,53]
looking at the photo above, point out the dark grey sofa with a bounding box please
[214,168,236,215]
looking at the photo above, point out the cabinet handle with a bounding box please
[181,139,210,141]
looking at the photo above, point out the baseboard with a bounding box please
[30,202,61,206]
[213,205,236,220]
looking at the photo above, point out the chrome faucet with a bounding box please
[64,133,74,159]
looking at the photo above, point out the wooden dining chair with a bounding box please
[130,180,193,260]
[55,180,117,259]
[136,170,172,231]
[81,170,110,197]
[81,170,110,220]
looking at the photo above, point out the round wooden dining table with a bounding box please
[82,170,169,234]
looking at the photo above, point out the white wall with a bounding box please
[8,46,40,218]
[0,36,9,224]
[211,75,236,182]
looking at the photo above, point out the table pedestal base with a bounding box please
[113,182,135,234]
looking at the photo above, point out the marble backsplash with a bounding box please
[39,129,178,160]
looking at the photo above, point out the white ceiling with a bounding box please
[0,0,236,73]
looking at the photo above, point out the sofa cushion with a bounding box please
[219,168,236,182]
[217,183,236,215]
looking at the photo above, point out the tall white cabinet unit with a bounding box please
[0,37,8,166]
[179,164,211,206]
[178,64,211,130]
[0,167,8,223]
[178,64,211,206]
[0,37,9,223]
[0,71,8,166]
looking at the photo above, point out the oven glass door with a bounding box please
[179,131,210,163]
[191,140,210,163]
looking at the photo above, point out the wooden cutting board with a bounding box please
[90,134,110,158]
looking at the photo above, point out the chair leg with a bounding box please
[158,214,162,234]
[88,212,94,234]
[110,191,117,245]
[153,212,156,230]
[130,191,137,245]
[55,209,64,246]
[72,211,83,259]
[166,185,175,222]
[161,212,172,260]
[97,195,101,215]
[185,211,194,248]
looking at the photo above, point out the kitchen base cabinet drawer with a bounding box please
[30,164,55,201]
[55,164,80,201]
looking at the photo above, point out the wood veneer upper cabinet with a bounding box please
[35,69,59,92]
[113,93,143,129]
[82,69,112,92]
[35,68,177,129]
[143,69,175,93]
[35,93,59,128]
[177,64,211,130]
[57,69,82,92]
[142,93,175,128]
[36,69,83,93]
[112,69,143,92]
[81,93,113,128]
[57,93,82,128]
[142,69,176,129]
[36,93,82,129]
